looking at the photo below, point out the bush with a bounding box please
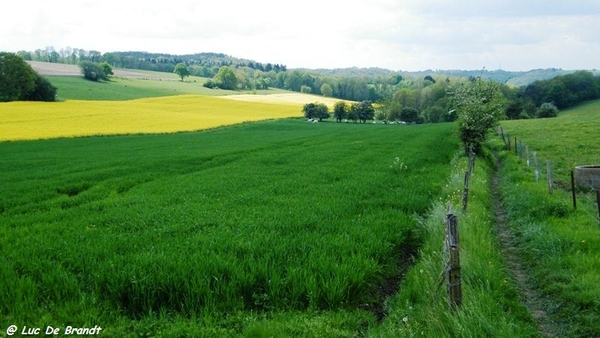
[22,73,57,101]
[300,85,312,94]
[203,79,217,89]
[79,61,107,81]
[536,102,559,118]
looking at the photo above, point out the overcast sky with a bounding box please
[2,0,599,71]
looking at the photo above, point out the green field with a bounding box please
[0,119,458,336]
[48,75,291,101]
[3,69,599,337]
[496,101,600,337]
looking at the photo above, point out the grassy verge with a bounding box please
[367,147,539,337]
[495,142,600,336]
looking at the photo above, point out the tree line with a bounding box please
[9,47,600,121]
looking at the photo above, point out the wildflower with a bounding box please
[403,317,409,323]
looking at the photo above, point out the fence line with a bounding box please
[496,126,599,224]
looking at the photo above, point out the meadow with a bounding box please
[0,119,458,336]
[3,68,599,336]
[495,101,600,337]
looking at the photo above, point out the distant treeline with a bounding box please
[13,47,600,122]
[507,70,600,118]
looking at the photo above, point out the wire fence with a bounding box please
[496,126,600,224]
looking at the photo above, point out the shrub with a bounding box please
[536,102,559,118]
[79,61,108,81]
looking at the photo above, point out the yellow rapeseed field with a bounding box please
[0,95,303,141]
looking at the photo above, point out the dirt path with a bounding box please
[491,154,559,338]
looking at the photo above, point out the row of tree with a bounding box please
[0,52,56,102]
[303,101,376,124]
[505,70,600,119]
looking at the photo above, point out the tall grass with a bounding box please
[0,119,458,335]
[367,148,539,337]
[496,100,600,337]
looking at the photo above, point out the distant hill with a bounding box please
[19,47,598,87]
[297,67,600,87]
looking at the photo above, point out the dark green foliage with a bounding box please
[400,107,419,124]
[516,70,600,110]
[302,102,329,121]
[333,101,348,122]
[203,79,217,89]
[350,100,375,123]
[22,73,57,101]
[0,52,56,102]
[99,62,113,77]
[536,102,559,118]
[0,52,36,101]
[79,61,108,81]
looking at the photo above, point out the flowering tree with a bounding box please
[451,78,506,154]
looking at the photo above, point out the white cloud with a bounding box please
[1,0,598,71]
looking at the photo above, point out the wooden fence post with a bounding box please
[514,137,518,154]
[571,170,577,210]
[445,212,462,309]
[507,133,511,151]
[518,140,523,161]
[596,189,600,220]
[547,161,553,194]
[526,145,530,167]
[534,151,539,182]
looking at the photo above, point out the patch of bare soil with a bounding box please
[27,61,174,80]
[491,154,560,338]
[360,245,418,322]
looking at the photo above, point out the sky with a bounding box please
[2,0,599,71]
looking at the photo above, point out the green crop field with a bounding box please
[48,75,291,101]
[0,119,458,336]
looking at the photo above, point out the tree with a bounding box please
[400,107,419,124]
[0,52,36,101]
[0,52,56,102]
[505,99,524,120]
[536,102,559,118]
[451,78,506,154]
[302,102,329,121]
[321,83,333,97]
[173,62,190,82]
[350,100,375,123]
[214,66,238,90]
[22,73,57,101]
[99,62,114,78]
[79,61,107,81]
[333,101,348,122]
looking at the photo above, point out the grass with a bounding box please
[0,95,303,141]
[496,100,600,337]
[499,99,600,186]
[0,119,458,336]
[368,148,539,338]
[47,75,293,101]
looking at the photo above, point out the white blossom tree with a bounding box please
[451,78,506,154]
